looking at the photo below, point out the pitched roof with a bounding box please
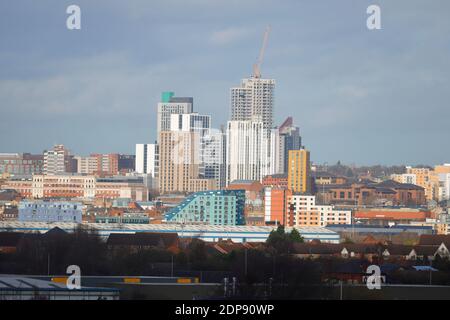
[418,235,450,246]
[362,235,379,244]
[106,232,178,248]
[342,244,380,254]
[413,245,440,256]
[292,243,343,255]
[374,180,423,191]
[207,240,256,254]
[384,244,414,255]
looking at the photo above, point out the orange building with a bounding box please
[226,180,264,202]
[264,188,292,225]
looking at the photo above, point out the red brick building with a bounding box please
[262,174,288,189]
[319,180,426,206]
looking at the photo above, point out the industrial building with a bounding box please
[0,276,119,300]
[0,221,340,243]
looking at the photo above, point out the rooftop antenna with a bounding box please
[252,25,271,79]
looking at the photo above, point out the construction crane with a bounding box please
[252,25,271,79]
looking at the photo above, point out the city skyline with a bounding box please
[1,1,450,166]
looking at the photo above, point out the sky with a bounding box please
[0,0,449,166]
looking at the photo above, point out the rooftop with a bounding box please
[0,221,338,235]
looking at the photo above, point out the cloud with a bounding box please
[1,0,450,164]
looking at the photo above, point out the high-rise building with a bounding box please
[226,120,279,185]
[171,112,211,177]
[135,143,159,191]
[156,91,193,142]
[135,144,159,177]
[159,130,216,194]
[226,120,265,184]
[230,78,275,130]
[287,149,311,194]
[170,113,210,133]
[43,145,76,175]
[278,117,302,173]
[203,128,227,189]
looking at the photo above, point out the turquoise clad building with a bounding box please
[164,190,245,225]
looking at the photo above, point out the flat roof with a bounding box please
[0,275,119,292]
[0,221,338,235]
[327,224,433,230]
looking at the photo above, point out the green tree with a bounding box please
[289,228,304,243]
[267,226,304,254]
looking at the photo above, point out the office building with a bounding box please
[43,145,76,175]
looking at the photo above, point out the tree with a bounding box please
[289,228,304,243]
[267,226,304,254]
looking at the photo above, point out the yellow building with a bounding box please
[406,167,438,201]
[435,164,450,174]
[287,149,311,194]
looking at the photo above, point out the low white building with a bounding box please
[288,194,352,227]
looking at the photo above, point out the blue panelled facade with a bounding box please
[164,190,245,225]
